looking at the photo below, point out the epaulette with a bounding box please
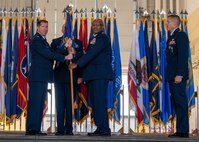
[31,34,41,40]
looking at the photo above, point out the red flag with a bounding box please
[79,18,84,44]
[83,18,88,50]
[17,19,28,116]
[78,17,89,123]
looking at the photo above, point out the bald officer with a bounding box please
[69,19,113,136]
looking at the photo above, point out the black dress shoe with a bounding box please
[26,130,37,135]
[55,131,64,135]
[65,131,74,135]
[87,129,100,136]
[100,131,111,136]
[37,131,47,136]
[26,130,47,136]
[168,132,189,138]
[87,130,111,136]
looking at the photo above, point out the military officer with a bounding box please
[69,19,113,136]
[26,20,72,135]
[166,14,189,138]
[51,24,84,135]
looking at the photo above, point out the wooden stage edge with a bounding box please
[0,131,199,142]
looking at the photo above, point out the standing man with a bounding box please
[166,14,189,138]
[51,24,84,135]
[69,19,113,136]
[26,20,72,135]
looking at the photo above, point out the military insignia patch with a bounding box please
[168,39,176,53]
[75,43,79,49]
[90,38,96,45]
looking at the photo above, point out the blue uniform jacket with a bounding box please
[77,32,113,81]
[166,28,189,81]
[28,33,65,83]
[51,37,84,83]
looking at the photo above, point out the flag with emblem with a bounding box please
[149,20,161,125]
[128,19,144,124]
[78,17,89,124]
[139,20,150,125]
[17,18,28,116]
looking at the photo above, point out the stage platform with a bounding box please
[0,132,199,142]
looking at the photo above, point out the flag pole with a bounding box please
[69,59,75,124]
[65,5,75,126]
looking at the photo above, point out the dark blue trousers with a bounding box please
[88,80,110,132]
[54,83,74,132]
[26,82,47,131]
[169,79,189,133]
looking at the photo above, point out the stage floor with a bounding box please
[0,132,198,142]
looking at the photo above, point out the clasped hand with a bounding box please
[65,53,73,60]
[64,38,75,60]
[174,76,182,84]
[69,63,77,70]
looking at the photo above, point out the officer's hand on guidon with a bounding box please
[69,63,77,70]
[77,78,83,84]
[65,53,73,60]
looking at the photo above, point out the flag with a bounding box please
[79,17,88,50]
[65,12,72,38]
[144,19,152,105]
[77,17,89,124]
[10,17,19,118]
[72,17,80,122]
[17,18,28,117]
[25,18,30,72]
[139,20,150,125]
[112,18,122,123]
[0,18,3,119]
[79,17,83,43]
[106,17,114,119]
[149,20,161,125]
[103,15,107,32]
[128,19,144,124]
[30,17,35,38]
[159,19,172,125]
[88,17,94,46]
[0,18,7,121]
[83,18,88,49]
[4,18,13,123]
[73,17,78,39]
[184,20,195,116]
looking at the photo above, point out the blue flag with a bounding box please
[184,20,195,116]
[106,17,115,120]
[73,18,78,39]
[159,19,172,125]
[149,20,161,125]
[139,21,150,125]
[5,18,13,123]
[11,18,20,118]
[112,18,121,122]
[103,15,107,32]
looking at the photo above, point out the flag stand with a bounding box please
[118,85,124,134]
[47,84,53,133]
[191,87,199,136]
[127,91,134,135]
